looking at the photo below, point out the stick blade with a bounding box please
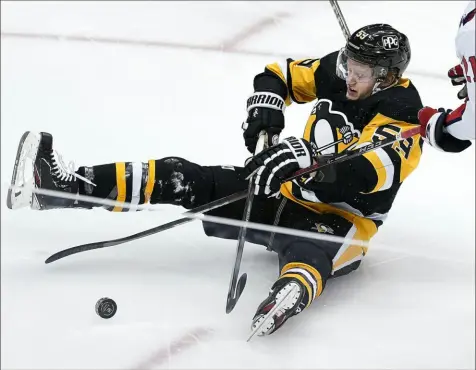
[44,240,114,264]
[45,246,90,264]
[225,273,247,314]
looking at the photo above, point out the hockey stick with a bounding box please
[329,0,351,40]
[225,131,267,314]
[287,126,420,181]
[41,125,420,264]
[44,189,248,263]
[43,141,340,264]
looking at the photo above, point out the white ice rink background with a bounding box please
[1,1,475,369]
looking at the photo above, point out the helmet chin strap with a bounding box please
[371,81,383,95]
[371,76,398,95]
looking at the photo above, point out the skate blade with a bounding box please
[6,131,41,210]
[247,283,300,342]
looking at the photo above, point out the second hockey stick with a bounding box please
[329,0,351,40]
[225,131,267,314]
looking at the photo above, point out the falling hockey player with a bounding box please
[7,24,424,337]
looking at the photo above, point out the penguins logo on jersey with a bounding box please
[309,99,360,155]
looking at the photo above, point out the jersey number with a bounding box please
[297,59,319,68]
[462,55,476,83]
[393,137,414,159]
[373,125,414,160]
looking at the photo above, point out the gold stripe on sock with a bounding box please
[279,273,313,308]
[112,162,126,212]
[281,262,323,298]
[144,159,155,204]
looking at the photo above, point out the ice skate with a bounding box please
[6,131,93,210]
[248,277,306,340]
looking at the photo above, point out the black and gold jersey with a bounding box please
[256,51,424,233]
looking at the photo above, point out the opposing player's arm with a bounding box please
[448,7,476,140]
[256,58,322,106]
[419,12,474,151]
[446,54,475,140]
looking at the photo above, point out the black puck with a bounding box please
[95,297,117,319]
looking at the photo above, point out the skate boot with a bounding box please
[6,131,93,210]
[249,277,307,339]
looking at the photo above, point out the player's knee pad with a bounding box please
[151,157,215,208]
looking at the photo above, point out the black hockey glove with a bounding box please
[242,91,285,154]
[243,137,314,197]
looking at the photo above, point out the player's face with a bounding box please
[345,58,376,100]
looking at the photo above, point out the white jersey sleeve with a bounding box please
[446,1,475,141]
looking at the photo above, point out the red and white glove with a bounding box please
[418,106,471,153]
[448,64,468,100]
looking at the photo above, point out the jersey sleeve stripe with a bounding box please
[382,145,403,187]
[361,146,397,193]
[375,148,395,191]
[362,151,385,193]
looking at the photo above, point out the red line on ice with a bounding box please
[132,327,214,370]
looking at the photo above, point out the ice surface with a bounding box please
[1,1,474,369]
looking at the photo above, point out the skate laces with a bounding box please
[50,150,96,186]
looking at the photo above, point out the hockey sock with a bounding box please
[279,262,324,309]
[76,161,155,212]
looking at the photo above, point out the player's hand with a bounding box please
[242,137,313,197]
[448,64,468,99]
[418,106,471,153]
[242,92,285,154]
[418,106,442,139]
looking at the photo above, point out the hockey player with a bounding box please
[7,24,424,337]
[418,1,475,153]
